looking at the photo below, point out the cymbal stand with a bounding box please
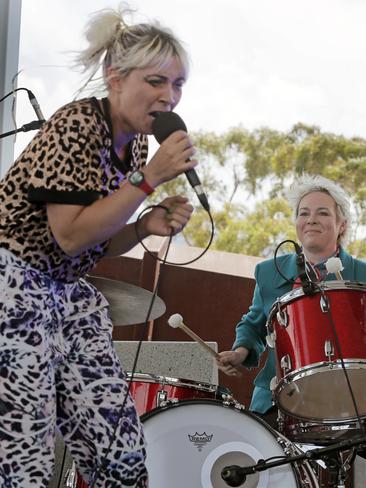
[318,447,355,488]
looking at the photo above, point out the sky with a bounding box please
[14,0,366,160]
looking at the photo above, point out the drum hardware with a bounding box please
[64,464,77,487]
[221,434,366,487]
[156,389,168,406]
[158,397,179,409]
[281,354,292,374]
[324,340,335,361]
[276,308,288,327]
[232,399,246,411]
[221,393,240,408]
[320,294,330,313]
[314,448,355,488]
[270,376,278,391]
[266,330,276,348]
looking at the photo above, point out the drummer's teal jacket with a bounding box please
[232,248,366,414]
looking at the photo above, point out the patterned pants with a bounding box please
[0,249,148,487]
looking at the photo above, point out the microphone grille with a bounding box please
[152,112,187,143]
[168,313,183,328]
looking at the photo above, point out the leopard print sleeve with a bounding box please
[27,99,109,205]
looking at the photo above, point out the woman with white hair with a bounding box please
[217,174,366,423]
[0,4,195,487]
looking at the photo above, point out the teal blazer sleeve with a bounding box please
[232,253,296,368]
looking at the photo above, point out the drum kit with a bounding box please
[61,277,366,487]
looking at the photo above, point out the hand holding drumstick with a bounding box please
[216,348,248,377]
[168,314,243,377]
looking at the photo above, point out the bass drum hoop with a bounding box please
[126,371,229,395]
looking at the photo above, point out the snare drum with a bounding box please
[126,372,232,416]
[141,399,319,487]
[267,281,366,424]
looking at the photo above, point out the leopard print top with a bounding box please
[0,97,148,282]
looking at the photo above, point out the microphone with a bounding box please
[221,465,247,486]
[27,90,46,124]
[294,242,316,296]
[152,112,210,211]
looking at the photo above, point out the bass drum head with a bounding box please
[142,399,303,488]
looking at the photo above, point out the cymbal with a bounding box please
[86,275,166,326]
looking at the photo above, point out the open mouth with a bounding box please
[149,110,171,119]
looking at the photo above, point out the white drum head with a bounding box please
[142,400,299,488]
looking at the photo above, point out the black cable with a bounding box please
[273,239,299,285]
[0,87,31,104]
[134,204,215,266]
[56,442,68,488]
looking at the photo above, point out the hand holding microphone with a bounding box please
[152,112,210,211]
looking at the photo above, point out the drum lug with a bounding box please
[277,410,284,432]
[156,389,168,407]
[276,435,296,456]
[65,463,77,487]
[281,354,292,373]
[320,293,330,312]
[232,399,246,411]
[269,376,278,391]
[276,308,288,328]
[266,330,276,348]
[324,339,335,360]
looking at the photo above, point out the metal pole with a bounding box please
[0,0,22,178]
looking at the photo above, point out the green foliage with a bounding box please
[184,198,298,257]
[148,123,366,258]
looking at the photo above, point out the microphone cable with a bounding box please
[273,239,300,285]
[0,87,45,137]
[0,87,33,104]
[134,203,215,266]
[88,201,214,487]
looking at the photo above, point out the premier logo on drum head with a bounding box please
[188,432,213,451]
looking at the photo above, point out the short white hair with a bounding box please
[286,174,352,246]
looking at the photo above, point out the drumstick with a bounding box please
[168,313,220,359]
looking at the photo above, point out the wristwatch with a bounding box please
[128,170,154,195]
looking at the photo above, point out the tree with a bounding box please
[147,124,366,258]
